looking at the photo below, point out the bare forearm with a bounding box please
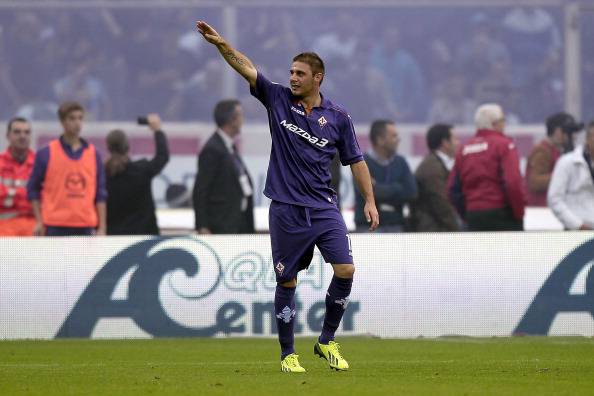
[351,160,380,231]
[216,41,257,86]
[351,161,375,203]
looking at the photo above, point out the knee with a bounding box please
[334,264,355,279]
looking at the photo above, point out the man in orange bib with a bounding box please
[0,117,36,236]
[27,101,107,236]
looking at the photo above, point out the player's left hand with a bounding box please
[364,201,379,231]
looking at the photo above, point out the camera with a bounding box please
[137,116,149,125]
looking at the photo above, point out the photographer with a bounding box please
[105,114,169,235]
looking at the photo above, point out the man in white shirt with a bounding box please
[548,122,594,230]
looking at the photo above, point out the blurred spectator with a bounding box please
[5,12,55,118]
[448,104,525,231]
[410,124,460,232]
[370,26,428,121]
[125,24,181,115]
[105,114,169,235]
[192,100,254,234]
[355,120,417,232]
[456,13,511,83]
[54,57,111,120]
[0,117,36,236]
[166,58,223,121]
[27,101,107,236]
[243,11,301,84]
[548,122,594,230]
[428,74,476,124]
[502,7,562,121]
[502,7,561,85]
[525,112,584,206]
[321,33,399,123]
[312,12,358,66]
[473,61,515,116]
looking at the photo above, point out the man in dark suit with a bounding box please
[411,123,460,232]
[192,99,255,234]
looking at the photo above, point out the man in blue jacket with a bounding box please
[355,120,417,232]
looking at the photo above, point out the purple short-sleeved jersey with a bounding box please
[250,72,363,209]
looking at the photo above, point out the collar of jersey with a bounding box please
[291,92,330,110]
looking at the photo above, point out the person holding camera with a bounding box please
[104,113,169,235]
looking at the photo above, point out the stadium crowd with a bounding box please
[0,6,587,124]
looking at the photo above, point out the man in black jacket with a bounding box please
[105,113,169,235]
[193,99,255,234]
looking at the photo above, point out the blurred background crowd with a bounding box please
[0,2,592,124]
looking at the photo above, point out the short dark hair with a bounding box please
[213,99,240,128]
[545,112,584,137]
[7,116,29,134]
[369,120,394,146]
[292,52,325,85]
[426,124,453,151]
[58,101,84,121]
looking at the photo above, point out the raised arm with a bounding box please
[351,160,379,231]
[196,20,257,87]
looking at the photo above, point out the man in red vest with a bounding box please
[27,101,107,236]
[0,117,36,236]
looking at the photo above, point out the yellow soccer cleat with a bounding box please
[280,353,306,373]
[314,341,349,371]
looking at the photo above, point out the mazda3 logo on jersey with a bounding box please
[280,120,329,148]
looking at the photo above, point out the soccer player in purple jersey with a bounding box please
[197,20,379,373]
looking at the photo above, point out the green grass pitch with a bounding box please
[1,337,593,395]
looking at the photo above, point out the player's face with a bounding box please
[289,61,321,98]
[61,110,84,136]
[7,121,31,152]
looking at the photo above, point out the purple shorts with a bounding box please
[269,201,353,283]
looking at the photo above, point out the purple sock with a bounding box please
[319,275,353,345]
[275,284,296,359]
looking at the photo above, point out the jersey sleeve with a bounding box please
[335,112,364,166]
[249,71,283,107]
